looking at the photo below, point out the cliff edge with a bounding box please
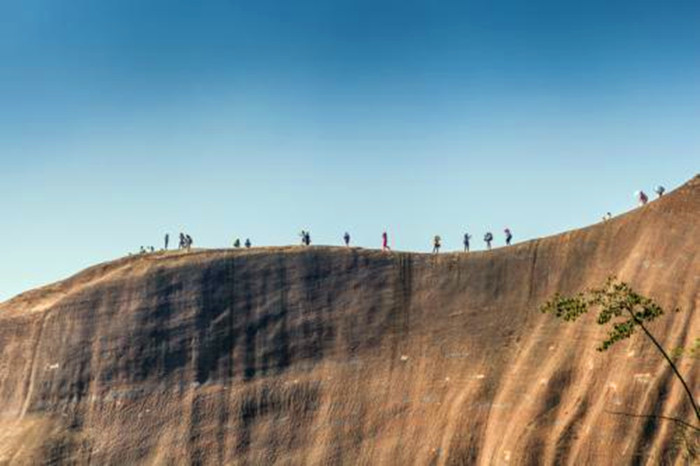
[0,176,698,465]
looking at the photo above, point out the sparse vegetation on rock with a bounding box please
[541,277,700,459]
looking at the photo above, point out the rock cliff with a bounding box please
[0,177,698,465]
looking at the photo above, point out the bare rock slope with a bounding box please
[0,177,698,465]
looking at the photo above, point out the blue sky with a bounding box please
[1,0,699,301]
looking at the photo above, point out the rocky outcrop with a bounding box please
[0,177,698,465]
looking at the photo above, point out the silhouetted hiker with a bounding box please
[432,235,441,254]
[463,233,472,252]
[186,234,193,251]
[300,230,307,246]
[382,231,390,251]
[140,246,146,254]
[179,233,185,249]
[245,239,252,248]
[655,185,666,198]
[484,232,493,250]
[305,231,311,246]
[504,228,513,246]
[164,233,169,250]
[344,232,351,247]
[234,239,241,248]
[637,190,649,206]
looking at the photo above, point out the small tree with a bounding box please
[540,277,700,426]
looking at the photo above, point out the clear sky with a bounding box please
[1,0,699,301]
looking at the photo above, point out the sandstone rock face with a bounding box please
[0,177,698,465]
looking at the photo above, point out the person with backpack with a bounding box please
[300,230,307,246]
[463,233,472,252]
[245,239,251,248]
[637,190,649,206]
[655,185,666,198]
[504,228,513,246]
[484,232,493,250]
[233,238,241,248]
[343,232,351,247]
[185,234,193,251]
[432,235,441,254]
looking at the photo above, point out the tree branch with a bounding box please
[604,409,700,432]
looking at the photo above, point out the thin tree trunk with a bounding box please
[626,308,700,425]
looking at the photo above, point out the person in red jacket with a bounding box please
[382,231,391,251]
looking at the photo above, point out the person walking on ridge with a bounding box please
[655,185,666,198]
[504,228,513,246]
[245,239,251,248]
[234,238,241,248]
[432,235,441,254]
[164,233,169,250]
[463,233,472,252]
[344,232,351,247]
[636,190,649,206]
[382,231,391,251]
[484,232,493,250]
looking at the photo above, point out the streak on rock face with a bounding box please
[0,176,699,465]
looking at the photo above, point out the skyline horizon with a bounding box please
[2,173,694,302]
